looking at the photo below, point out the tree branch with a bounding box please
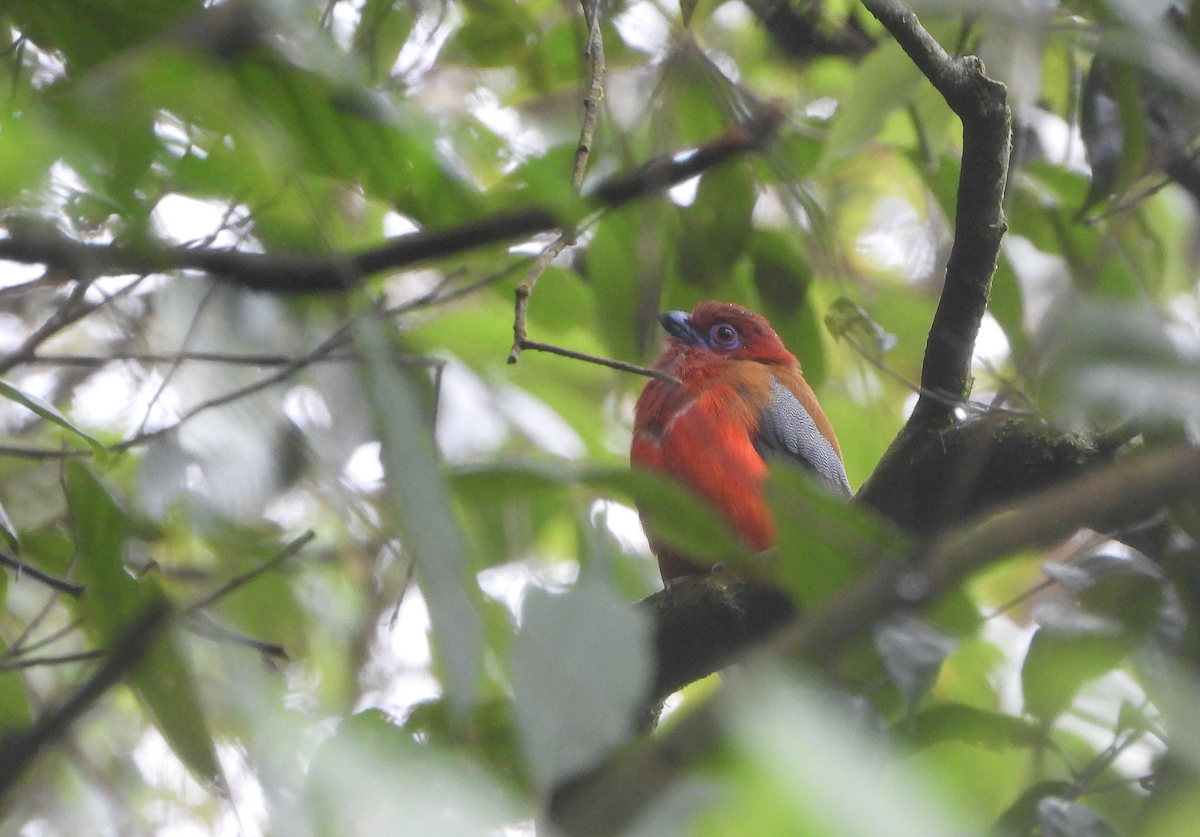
[636,415,1109,708]
[0,111,783,295]
[860,0,1011,428]
[0,551,86,597]
[552,442,1200,836]
[0,601,170,804]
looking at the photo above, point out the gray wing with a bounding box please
[752,379,852,497]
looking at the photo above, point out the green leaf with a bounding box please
[1037,297,1200,430]
[454,460,749,568]
[764,464,909,610]
[873,614,958,714]
[1020,625,1129,723]
[589,468,750,567]
[821,40,924,164]
[898,704,1041,751]
[64,461,222,787]
[0,381,105,457]
[713,669,963,837]
[677,161,757,289]
[0,114,58,200]
[356,319,482,715]
[587,203,676,361]
[750,228,827,388]
[1080,57,1151,213]
[0,572,33,735]
[353,0,417,84]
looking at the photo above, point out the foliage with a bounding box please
[0,0,1198,835]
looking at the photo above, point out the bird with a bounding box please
[631,301,851,582]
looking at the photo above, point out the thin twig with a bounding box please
[0,279,94,377]
[509,0,607,365]
[0,649,105,672]
[185,611,288,659]
[12,350,440,368]
[2,617,86,660]
[0,445,94,460]
[508,238,571,363]
[515,339,679,383]
[186,530,314,612]
[841,333,1019,416]
[0,551,86,597]
[574,0,607,190]
[134,278,220,439]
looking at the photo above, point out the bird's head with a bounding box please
[659,301,797,367]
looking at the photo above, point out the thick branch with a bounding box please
[554,442,1200,836]
[861,0,1011,426]
[0,112,782,295]
[638,415,1108,706]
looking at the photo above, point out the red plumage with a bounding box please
[631,301,849,582]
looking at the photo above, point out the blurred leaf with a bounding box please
[356,319,482,715]
[512,574,653,790]
[677,161,757,289]
[491,144,587,223]
[307,709,519,836]
[232,49,480,227]
[588,203,674,361]
[0,380,105,457]
[764,463,908,609]
[451,0,535,68]
[821,40,924,164]
[1036,796,1118,837]
[1038,297,1200,430]
[353,0,416,84]
[452,462,576,569]
[898,704,1040,751]
[750,228,827,387]
[0,114,58,200]
[873,614,958,714]
[6,0,204,69]
[591,467,750,566]
[64,461,222,787]
[709,669,961,837]
[991,780,1075,837]
[404,697,530,792]
[1020,623,1129,724]
[1081,57,1150,213]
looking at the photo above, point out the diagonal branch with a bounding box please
[550,442,1200,836]
[0,601,171,803]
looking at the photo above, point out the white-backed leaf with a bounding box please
[873,614,959,713]
[355,319,481,715]
[512,575,653,790]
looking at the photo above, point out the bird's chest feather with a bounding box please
[632,366,779,549]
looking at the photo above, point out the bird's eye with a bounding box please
[709,323,740,350]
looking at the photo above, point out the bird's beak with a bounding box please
[659,310,701,345]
